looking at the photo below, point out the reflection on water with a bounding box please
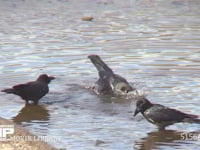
[135,130,200,150]
[12,104,50,124]
[0,0,200,149]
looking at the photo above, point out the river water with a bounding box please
[0,0,200,149]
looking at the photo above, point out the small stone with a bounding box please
[81,16,93,21]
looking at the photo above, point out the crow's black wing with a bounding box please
[13,81,35,93]
[13,81,48,100]
[144,104,196,123]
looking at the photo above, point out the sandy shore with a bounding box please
[0,117,57,150]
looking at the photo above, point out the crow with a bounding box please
[88,55,134,95]
[1,74,55,105]
[134,97,200,130]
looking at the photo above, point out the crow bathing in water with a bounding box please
[1,74,55,105]
[88,55,134,95]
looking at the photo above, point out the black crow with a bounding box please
[134,97,200,130]
[1,74,55,105]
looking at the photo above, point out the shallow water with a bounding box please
[0,0,200,149]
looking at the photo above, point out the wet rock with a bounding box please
[0,117,56,150]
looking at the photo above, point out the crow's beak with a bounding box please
[88,55,93,59]
[134,107,140,116]
[49,76,55,80]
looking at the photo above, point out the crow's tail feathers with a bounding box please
[184,117,200,124]
[88,55,113,73]
[192,118,200,124]
[1,88,16,94]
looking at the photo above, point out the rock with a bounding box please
[81,16,93,21]
[0,117,57,150]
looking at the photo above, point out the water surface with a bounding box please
[0,0,200,149]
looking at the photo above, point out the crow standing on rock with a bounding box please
[134,97,200,130]
[1,74,55,105]
[88,55,134,95]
